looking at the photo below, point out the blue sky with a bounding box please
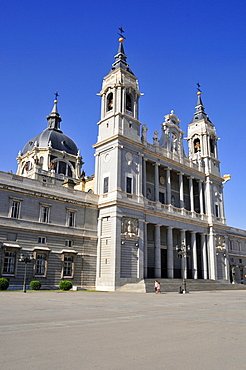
[0,0,246,229]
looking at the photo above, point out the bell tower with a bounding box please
[94,35,144,291]
[187,89,226,225]
[187,90,220,177]
[96,38,141,144]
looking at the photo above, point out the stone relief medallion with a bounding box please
[216,235,225,249]
[104,153,111,162]
[159,176,165,185]
[125,152,133,166]
[121,217,138,237]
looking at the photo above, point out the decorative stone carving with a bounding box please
[141,124,148,145]
[121,217,138,237]
[153,130,159,146]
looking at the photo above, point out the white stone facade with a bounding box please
[0,40,245,290]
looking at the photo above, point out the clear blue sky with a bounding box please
[0,0,245,229]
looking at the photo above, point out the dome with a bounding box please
[21,128,79,156]
[21,99,79,156]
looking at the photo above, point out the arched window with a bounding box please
[107,92,113,111]
[126,93,132,112]
[194,138,201,153]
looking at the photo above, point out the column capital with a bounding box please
[167,226,174,230]
[154,162,160,167]
[188,176,194,180]
[178,172,184,176]
[166,167,172,171]
[190,231,197,234]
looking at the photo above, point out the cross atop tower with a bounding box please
[54,91,59,102]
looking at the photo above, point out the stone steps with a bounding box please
[117,279,246,293]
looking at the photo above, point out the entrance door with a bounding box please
[161,249,167,278]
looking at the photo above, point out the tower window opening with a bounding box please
[126,93,132,112]
[194,138,201,153]
[103,177,109,193]
[107,93,113,111]
[126,176,132,194]
[210,137,215,154]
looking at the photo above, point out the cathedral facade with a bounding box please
[0,39,245,291]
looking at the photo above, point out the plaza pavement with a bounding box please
[0,289,245,370]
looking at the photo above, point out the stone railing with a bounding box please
[145,142,202,172]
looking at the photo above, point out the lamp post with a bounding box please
[176,242,190,294]
[19,252,33,293]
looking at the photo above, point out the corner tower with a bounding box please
[96,38,141,144]
[94,37,145,291]
[187,90,220,177]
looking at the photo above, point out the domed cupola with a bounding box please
[21,99,78,156]
[16,96,83,184]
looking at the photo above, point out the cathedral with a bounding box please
[0,38,245,291]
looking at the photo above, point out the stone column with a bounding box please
[181,230,187,279]
[137,153,143,198]
[138,220,144,280]
[220,185,226,221]
[142,159,147,198]
[154,163,159,202]
[199,180,204,214]
[101,94,105,118]
[224,236,229,281]
[201,233,208,279]
[167,227,174,278]
[154,224,161,278]
[189,177,194,212]
[166,168,171,205]
[208,227,217,280]
[178,173,184,208]
[144,222,148,278]
[191,232,197,279]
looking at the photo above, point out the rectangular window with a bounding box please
[35,254,47,276]
[67,211,76,227]
[215,204,219,217]
[65,240,73,248]
[63,255,74,277]
[159,192,165,204]
[38,237,47,244]
[103,177,109,193]
[126,177,132,194]
[3,251,16,275]
[10,201,20,219]
[40,205,50,223]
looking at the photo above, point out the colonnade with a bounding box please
[143,160,205,214]
[144,225,209,280]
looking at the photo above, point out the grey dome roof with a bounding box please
[21,100,79,156]
[21,128,78,156]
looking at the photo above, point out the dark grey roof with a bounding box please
[21,128,78,156]
[191,93,211,123]
[111,41,134,75]
[21,101,79,156]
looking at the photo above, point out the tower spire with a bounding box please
[47,92,62,131]
[191,86,210,123]
[111,30,134,75]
